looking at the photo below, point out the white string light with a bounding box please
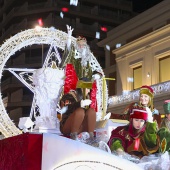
[0,27,107,138]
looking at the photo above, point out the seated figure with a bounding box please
[59,89,96,140]
[59,64,96,140]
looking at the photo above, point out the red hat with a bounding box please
[130,109,148,121]
[140,85,154,98]
[139,85,154,111]
[77,36,87,42]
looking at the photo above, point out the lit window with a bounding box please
[133,66,142,90]
[70,0,78,6]
[95,32,100,39]
[159,56,170,82]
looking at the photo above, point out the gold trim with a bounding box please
[76,80,93,89]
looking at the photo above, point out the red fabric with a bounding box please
[64,64,78,94]
[141,85,154,94]
[140,85,154,98]
[134,138,140,151]
[130,109,148,120]
[128,120,146,138]
[0,133,42,170]
[90,81,97,111]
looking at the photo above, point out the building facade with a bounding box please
[0,0,136,125]
[98,0,170,115]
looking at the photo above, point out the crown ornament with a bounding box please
[77,36,87,42]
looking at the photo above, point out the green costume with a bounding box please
[158,100,170,153]
[160,100,170,131]
[157,127,170,153]
[108,121,160,158]
[60,44,93,80]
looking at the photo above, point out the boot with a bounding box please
[89,132,95,140]
[70,132,78,140]
[85,132,96,145]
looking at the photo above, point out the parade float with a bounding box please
[0,27,168,170]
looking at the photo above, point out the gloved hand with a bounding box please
[66,25,74,37]
[81,99,92,108]
[56,105,68,114]
[116,148,125,156]
[60,106,68,114]
[92,73,101,80]
[146,107,153,123]
[66,25,74,50]
[104,112,111,120]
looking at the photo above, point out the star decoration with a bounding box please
[5,44,62,120]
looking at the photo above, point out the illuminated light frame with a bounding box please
[0,27,108,138]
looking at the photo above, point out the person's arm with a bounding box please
[144,122,158,147]
[60,25,74,68]
[66,25,74,51]
[110,139,124,152]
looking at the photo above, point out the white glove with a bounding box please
[81,99,92,108]
[66,25,74,50]
[92,74,101,80]
[56,104,68,114]
[146,107,153,123]
[66,25,74,37]
[104,112,111,120]
[116,148,125,156]
[61,106,68,114]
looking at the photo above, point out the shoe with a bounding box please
[70,132,78,140]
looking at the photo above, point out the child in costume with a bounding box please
[160,100,170,131]
[108,108,160,158]
[123,85,161,127]
[59,64,96,140]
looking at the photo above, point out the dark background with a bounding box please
[132,0,164,12]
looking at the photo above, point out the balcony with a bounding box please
[108,81,170,114]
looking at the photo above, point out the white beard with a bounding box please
[76,45,91,67]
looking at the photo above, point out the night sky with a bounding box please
[132,0,164,13]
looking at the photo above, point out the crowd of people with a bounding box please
[57,25,170,162]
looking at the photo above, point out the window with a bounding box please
[159,56,170,82]
[133,66,142,89]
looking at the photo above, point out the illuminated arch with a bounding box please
[0,27,108,138]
